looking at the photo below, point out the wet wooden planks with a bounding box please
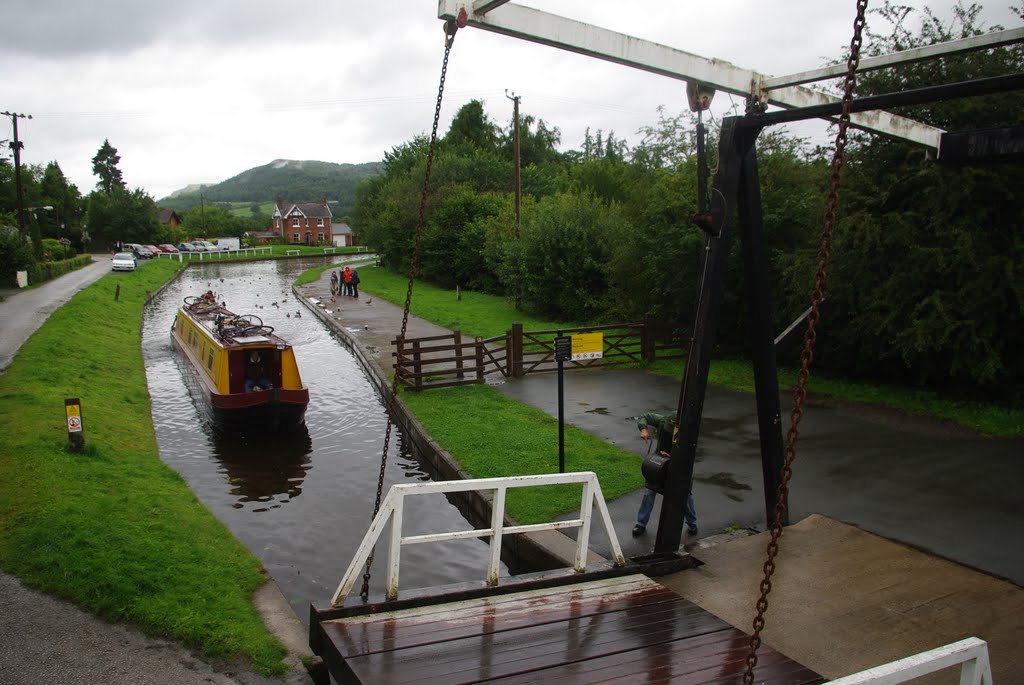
[316,574,823,684]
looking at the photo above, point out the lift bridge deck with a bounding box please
[308,474,822,685]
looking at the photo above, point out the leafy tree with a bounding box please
[87,188,160,247]
[811,1,1024,396]
[39,162,83,241]
[91,139,125,195]
[444,100,499,152]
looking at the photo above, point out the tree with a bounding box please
[92,139,125,195]
[444,100,499,151]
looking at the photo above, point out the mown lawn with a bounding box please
[0,258,288,676]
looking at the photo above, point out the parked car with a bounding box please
[111,252,137,272]
[143,244,161,255]
[132,245,154,259]
[176,243,196,252]
[191,240,218,251]
[157,244,179,253]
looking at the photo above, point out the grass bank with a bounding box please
[400,385,644,523]
[357,269,1022,438]
[0,258,288,676]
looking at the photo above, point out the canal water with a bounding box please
[142,258,506,621]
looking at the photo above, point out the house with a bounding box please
[331,222,354,247]
[158,208,182,230]
[271,196,333,245]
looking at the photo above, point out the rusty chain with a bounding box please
[741,1,868,681]
[360,17,461,599]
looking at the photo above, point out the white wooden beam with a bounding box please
[437,1,946,149]
[768,27,1024,89]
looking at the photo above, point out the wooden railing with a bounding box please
[393,315,686,390]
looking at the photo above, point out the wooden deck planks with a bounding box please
[316,574,823,684]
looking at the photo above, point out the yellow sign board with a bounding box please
[65,398,83,433]
[571,332,603,361]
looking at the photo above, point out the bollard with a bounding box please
[65,398,85,451]
[115,284,120,301]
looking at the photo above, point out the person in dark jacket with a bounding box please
[632,412,698,538]
[244,349,273,392]
[350,268,360,298]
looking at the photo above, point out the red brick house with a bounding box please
[158,208,182,230]
[271,196,333,245]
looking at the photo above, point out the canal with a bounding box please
[142,258,506,621]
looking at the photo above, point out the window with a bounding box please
[317,218,324,227]
[292,217,300,228]
[292,233,299,242]
[317,232,325,242]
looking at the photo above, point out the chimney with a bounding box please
[320,197,327,207]
[277,195,284,210]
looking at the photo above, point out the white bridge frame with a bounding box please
[831,637,993,685]
[438,0,1024,151]
[331,471,625,606]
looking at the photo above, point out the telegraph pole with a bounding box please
[504,90,521,234]
[2,111,32,232]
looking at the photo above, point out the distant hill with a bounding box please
[159,159,384,218]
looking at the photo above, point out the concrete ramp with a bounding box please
[658,514,1022,684]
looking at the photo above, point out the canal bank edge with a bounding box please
[294,284,596,577]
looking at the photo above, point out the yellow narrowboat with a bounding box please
[170,293,309,431]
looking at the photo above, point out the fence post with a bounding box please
[454,330,464,380]
[511,322,524,378]
[412,340,422,390]
[394,338,405,388]
[641,312,654,362]
[475,337,485,384]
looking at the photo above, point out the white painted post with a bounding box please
[487,486,506,586]
[575,479,594,572]
[386,496,404,601]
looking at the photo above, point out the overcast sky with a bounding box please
[2,1,1019,201]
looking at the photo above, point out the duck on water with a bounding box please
[170,291,309,432]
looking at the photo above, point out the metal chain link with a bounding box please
[360,22,459,599]
[741,1,867,681]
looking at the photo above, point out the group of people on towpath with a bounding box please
[330,266,360,301]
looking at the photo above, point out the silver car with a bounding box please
[111,252,137,272]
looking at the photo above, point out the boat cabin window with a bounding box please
[229,348,282,393]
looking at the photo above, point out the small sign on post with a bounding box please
[65,398,84,451]
[553,335,572,473]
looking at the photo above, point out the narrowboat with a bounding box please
[170,293,309,431]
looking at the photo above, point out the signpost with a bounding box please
[552,332,603,472]
[64,398,84,451]
[553,334,572,473]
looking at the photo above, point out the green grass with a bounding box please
[400,385,644,523]
[358,266,577,339]
[0,258,288,676]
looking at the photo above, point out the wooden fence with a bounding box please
[393,315,686,390]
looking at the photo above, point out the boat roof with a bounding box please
[180,299,291,350]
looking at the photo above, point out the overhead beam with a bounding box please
[767,27,1024,89]
[473,0,513,14]
[437,0,945,149]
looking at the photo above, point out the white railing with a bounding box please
[330,471,626,605]
[829,637,993,685]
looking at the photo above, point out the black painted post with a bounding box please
[654,118,761,554]
[553,332,572,473]
[738,143,789,528]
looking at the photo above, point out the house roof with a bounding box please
[331,222,352,235]
[158,208,181,224]
[276,202,333,220]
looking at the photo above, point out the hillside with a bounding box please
[159,159,384,218]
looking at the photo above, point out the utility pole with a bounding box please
[2,111,32,232]
[504,90,521,235]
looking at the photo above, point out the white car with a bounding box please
[191,240,218,251]
[111,252,137,272]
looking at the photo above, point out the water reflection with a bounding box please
[207,424,314,510]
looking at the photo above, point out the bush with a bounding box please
[0,226,36,285]
[27,254,92,286]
